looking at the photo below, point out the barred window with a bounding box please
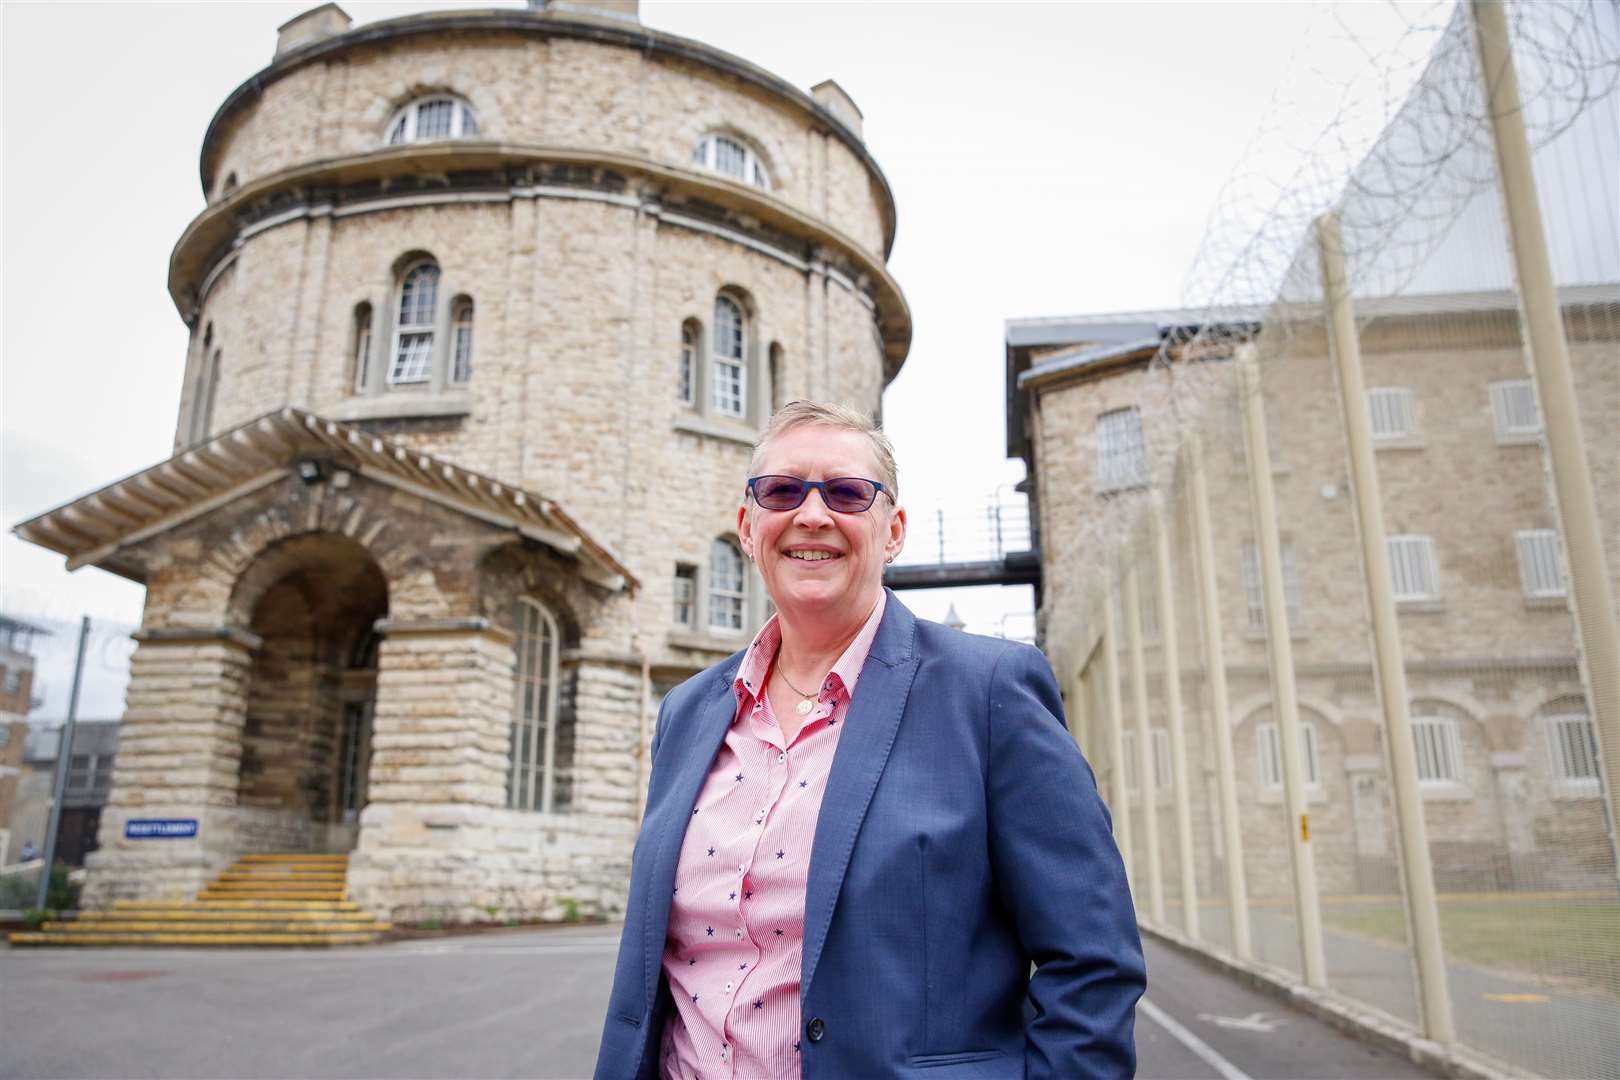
[1490,379,1540,441]
[712,295,746,418]
[1242,541,1302,631]
[1515,529,1564,598]
[1097,407,1148,493]
[451,299,474,384]
[1367,387,1417,440]
[679,322,697,405]
[352,303,374,391]
[390,261,439,385]
[673,564,697,627]
[1152,729,1172,791]
[1412,716,1463,784]
[1257,721,1319,789]
[1546,713,1599,789]
[694,134,770,189]
[1387,535,1440,602]
[708,540,746,632]
[387,96,479,145]
[509,598,562,813]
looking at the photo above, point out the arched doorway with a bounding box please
[231,533,389,853]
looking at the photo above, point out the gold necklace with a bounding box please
[776,664,819,717]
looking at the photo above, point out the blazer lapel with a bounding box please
[800,591,920,1003]
[641,664,740,1008]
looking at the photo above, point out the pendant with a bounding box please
[795,698,814,717]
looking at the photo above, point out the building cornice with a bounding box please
[169,143,912,379]
[199,7,897,259]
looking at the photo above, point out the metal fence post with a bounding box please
[1471,0,1620,883]
[1101,595,1135,894]
[1152,493,1200,939]
[1123,559,1165,924]
[1239,344,1327,987]
[36,616,90,912]
[1318,211,1456,1043]
[1187,435,1252,960]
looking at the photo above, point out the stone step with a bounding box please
[84,907,367,922]
[215,872,347,882]
[39,920,390,934]
[197,890,347,901]
[236,853,350,863]
[112,898,362,912]
[202,880,346,892]
[9,931,382,947]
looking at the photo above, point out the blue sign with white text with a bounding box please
[125,819,199,840]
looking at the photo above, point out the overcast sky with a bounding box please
[1,1,1432,718]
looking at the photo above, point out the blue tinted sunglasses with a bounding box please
[747,474,890,513]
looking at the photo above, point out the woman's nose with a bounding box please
[791,487,835,525]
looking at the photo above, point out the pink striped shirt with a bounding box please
[659,593,887,1080]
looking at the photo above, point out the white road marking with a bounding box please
[1139,996,1255,1080]
[1197,1010,1282,1033]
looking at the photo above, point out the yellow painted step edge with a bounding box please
[84,910,366,921]
[42,921,390,933]
[9,932,381,946]
[113,900,360,910]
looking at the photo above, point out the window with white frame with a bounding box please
[1097,407,1148,493]
[1387,534,1440,602]
[693,134,769,189]
[450,299,474,384]
[1152,729,1172,791]
[1367,387,1417,441]
[1546,713,1599,790]
[712,295,747,418]
[390,261,439,384]
[509,597,562,813]
[1490,379,1541,441]
[386,95,479,145]
[1257,720,1319,789]
[673,564,697,628]
[1412,716,1462,784]
[708,540,746,632]
[1516,529,1565,598]
[679,322,697,405]
[1242,541,1302,631]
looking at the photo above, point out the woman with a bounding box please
[596,401,1143,1079]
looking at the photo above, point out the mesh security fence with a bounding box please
[1056,3,1618,1075]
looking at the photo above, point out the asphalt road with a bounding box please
[1,926,1436,1078]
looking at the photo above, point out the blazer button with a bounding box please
[806,1017,826,1042]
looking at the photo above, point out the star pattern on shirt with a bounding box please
[776,849,785,859]
[799,780,808,788]
[773,928,783,936]
[728,892,736,900]
[753,1000,764,1010]
[706,846,715,857]
[734,772,745,783]
[705,926,714,937]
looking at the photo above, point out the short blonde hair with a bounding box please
[747,400,899,501]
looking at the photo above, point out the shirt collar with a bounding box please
[733,592,887,706]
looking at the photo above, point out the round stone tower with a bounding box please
[21,0,910,922]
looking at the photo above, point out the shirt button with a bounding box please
[777,752,786,764]
[734,928,745,939]
[806,1017,826,1042]
[724,981,734,993]
[738,863,746,874]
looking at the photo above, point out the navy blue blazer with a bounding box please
[596,591,1144,1078]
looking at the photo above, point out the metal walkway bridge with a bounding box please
[881,495,1040,591]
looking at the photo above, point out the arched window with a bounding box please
[352,302,374,390]
[188,325,218,446]
[386,95,479,145]
[389,261,439,384]
[679,320,698,405]
[708,540,746,632]
[450,298,474,384]
[694,134,769,189]
[509,598,562,813]
[711,295,746,418]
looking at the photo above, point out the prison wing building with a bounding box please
[13,0,910,921]
[1006,286,1616,899]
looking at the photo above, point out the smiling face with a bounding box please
[737,423,906,630]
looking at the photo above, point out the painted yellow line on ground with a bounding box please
[1482,993,1550,1003]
